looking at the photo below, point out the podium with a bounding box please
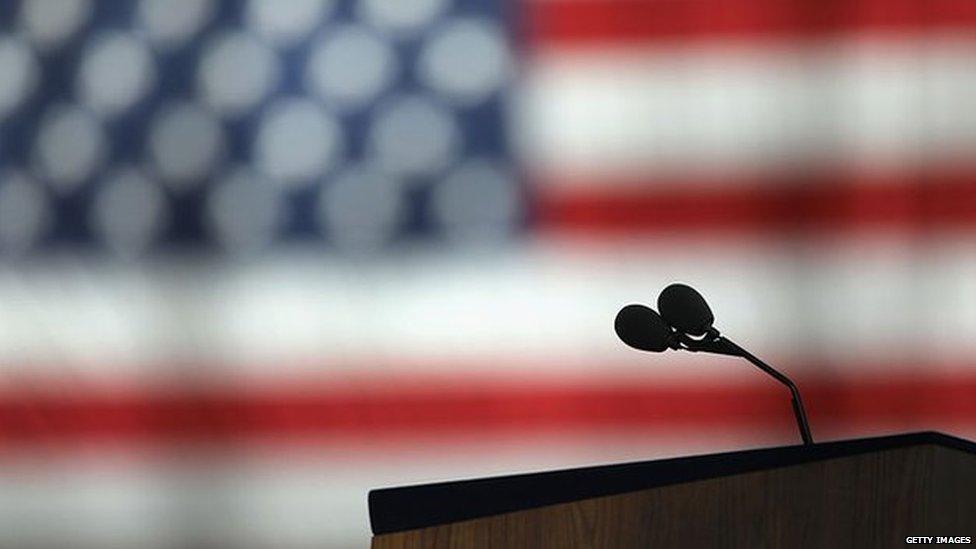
[369,432,975,548]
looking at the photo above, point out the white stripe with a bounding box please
[0,237,975,383]
[518,35,976,183]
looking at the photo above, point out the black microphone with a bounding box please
[616,284,814,445]
[614,304,677,353]
[657,283,714,337]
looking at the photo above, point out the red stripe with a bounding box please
[533,172,976,235]
[1,372,974,445]
[526,0,976,48]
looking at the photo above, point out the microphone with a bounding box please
[657,283,714,337]
[615,284,814,445]
[614,304,677,352]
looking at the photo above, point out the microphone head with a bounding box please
[657,283,714,337]
[614,304,674,352]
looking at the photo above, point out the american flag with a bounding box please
[1,0,975,546]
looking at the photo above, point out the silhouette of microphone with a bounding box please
[615,283,814,445]
[657,283,714,337]
[614,304,677,352]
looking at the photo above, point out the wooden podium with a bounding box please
[369,432,975,548]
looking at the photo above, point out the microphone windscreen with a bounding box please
[657,283,714,336]
[614,304,674,352]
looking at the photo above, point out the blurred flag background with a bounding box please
[2,0,976,546]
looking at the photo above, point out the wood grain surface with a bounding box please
[372,444,975,548]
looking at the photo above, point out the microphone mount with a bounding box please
[616,283,814,446]
[675,328,813,445]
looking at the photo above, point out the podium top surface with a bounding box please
[368,431,975,535]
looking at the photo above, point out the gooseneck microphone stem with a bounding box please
[676,330,813,446]
[720,337,813,446]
